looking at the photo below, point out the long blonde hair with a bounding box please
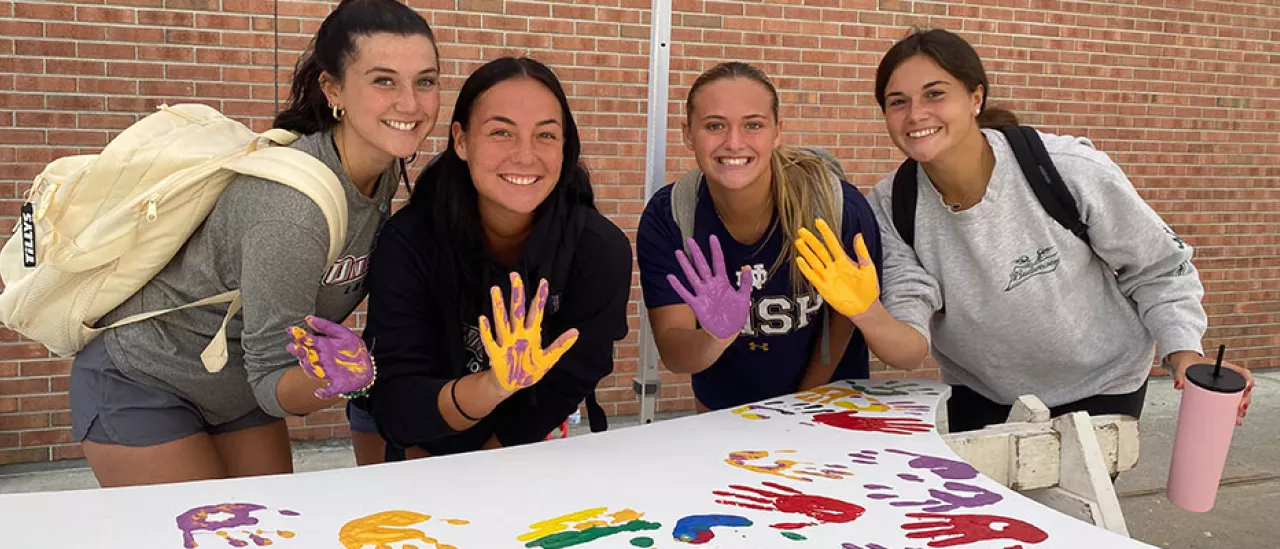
[687,62,840,297]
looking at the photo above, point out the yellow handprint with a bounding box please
[795,386,864,405]
[339,510,466,549]
[480,273,579,393]
[795,219,879,319]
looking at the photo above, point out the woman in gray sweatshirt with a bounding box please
[833,28,1254,433]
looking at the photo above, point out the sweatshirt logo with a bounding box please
[1005,246,1060,291]
[323,254,370,286]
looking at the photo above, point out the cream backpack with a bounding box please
[0,103,348,372]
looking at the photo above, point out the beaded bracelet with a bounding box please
[450,378,481,421]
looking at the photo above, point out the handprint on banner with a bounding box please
[813,411,934,435]
[725,450,853,482]
[902,513,1048,548]
[517,507,661,549]
[338,510,468,549]
[865,482,1003,513]
[175,503,300,548]
[671,514,753,545]
[712,481,865,530]
[844,380,941,398]
[731,402,795,420]
[849,449,979,481]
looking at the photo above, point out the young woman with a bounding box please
[636,62,884,412]
[864,28,1253,432]
[69,0,441,486]
[351,57,632,463]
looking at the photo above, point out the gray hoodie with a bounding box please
[869,128,1206,406]
[101,130,400,424]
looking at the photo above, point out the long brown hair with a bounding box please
[686,62,839,296]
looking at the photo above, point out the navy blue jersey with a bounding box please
[637,178,883,409]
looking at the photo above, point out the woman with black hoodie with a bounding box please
[348,57,633,463]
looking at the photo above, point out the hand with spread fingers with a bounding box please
[286,316,375,399]
[795,219,879,319]
[480,272,579,393]
[667,235,754,340]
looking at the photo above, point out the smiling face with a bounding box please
[683,77,782,192]
[882,54,984,164]
[320,32,441,164]
[453,77,565,221]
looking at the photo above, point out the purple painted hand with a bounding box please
[286,316,375,399]
[667,235,753,340]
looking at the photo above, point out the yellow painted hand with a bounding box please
[795,219,879,319]
[480,273,579,393]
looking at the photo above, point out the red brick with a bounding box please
[0,448,47,464]
[0,412,49,430]
[20,428,73,447]
[19,394,70,412]
[52,443,85,461]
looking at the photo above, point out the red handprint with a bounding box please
[712,481,865,530]
[814,411,933,435]
[902,512,1048,547]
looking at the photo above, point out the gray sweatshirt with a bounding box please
[100,130,399,424]
[869,128,1206,407]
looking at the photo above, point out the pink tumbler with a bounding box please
[1167,346,1247,512]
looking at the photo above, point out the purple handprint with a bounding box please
[286,316,374,399]
[849,449,978,481]
[866,482,1002,513]
[668,235,753,340]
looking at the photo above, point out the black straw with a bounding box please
[1213,344,1225,378]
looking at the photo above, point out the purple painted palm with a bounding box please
[667,235,753,340]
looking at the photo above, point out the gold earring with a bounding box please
[331,104,345,121]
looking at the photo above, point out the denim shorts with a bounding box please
[346,400,379,434]
[70,337,280,447]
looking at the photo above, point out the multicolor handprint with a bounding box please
[731,402,796,420]
[725,450,853,482]
[712,482,865,530]
[175,503,299,548]
[517,507,661,549]
[902,513,1048,547]
[671,514,752,545]
[338,510,468,549]
[480,273,579,393]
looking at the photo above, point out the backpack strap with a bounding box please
[669,167,703,248]
[891,159,920,249]
[1001,126,1090,245]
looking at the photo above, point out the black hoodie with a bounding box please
[358,195,632,456]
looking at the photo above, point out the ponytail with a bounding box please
[769,147,840,298]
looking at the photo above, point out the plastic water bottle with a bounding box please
[568,409,582,425]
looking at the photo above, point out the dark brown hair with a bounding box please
[874,28,1019,128]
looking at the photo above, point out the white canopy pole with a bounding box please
[633,0,672,425]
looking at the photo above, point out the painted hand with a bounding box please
[286,316,375,399]
[480,273,579,393]
[175,503,300,549]
[713,481,865,530]
[902,512,1048,547]
[795,220,879,319]
[667,235,753,340]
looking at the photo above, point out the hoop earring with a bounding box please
[331,104,345,121]
[405,152,418,164]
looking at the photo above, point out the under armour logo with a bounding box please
[748,342,769,352]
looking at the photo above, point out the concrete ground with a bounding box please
[1,373,1275,547]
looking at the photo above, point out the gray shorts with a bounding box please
[70,337,280,447]
[346,401,379,434]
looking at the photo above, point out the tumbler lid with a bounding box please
[1185,363,1247,394]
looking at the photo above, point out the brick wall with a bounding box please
[1,0,1277,464]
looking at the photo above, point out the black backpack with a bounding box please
[891,126,1091,249]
